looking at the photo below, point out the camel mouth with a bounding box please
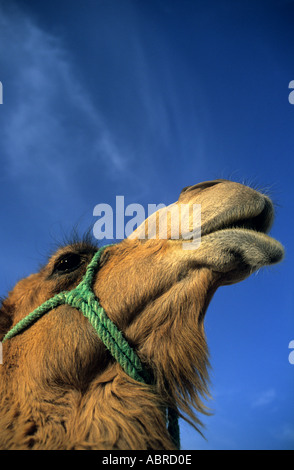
[199,195,284,270]
[204,196,274,237]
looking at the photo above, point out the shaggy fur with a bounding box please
[0,180,284,449]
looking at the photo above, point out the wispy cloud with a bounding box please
[0,4,126,192]
[251,388,277,408]
[278,424,294,443]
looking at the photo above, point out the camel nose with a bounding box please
[180,179,227,195]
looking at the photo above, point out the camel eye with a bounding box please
[53,253,81,274]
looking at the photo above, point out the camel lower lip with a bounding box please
[198,226,285,271]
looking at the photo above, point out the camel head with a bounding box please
[130,178,283,284]
[0,179,284,450]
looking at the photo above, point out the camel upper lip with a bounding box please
[203,197,274,237]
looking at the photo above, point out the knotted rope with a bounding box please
[2,245,180,448]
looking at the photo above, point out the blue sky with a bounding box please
[0,0,293,450]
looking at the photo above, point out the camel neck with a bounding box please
[0,366,176,450]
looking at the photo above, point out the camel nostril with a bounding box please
[180,179,226,195]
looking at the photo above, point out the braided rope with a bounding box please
[2,245,180,448]
[2,293,67,342]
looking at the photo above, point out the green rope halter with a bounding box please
[2,245,180,449]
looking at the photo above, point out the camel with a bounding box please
[0,179,284,450]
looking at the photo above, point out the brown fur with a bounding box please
[0,180,284,449]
